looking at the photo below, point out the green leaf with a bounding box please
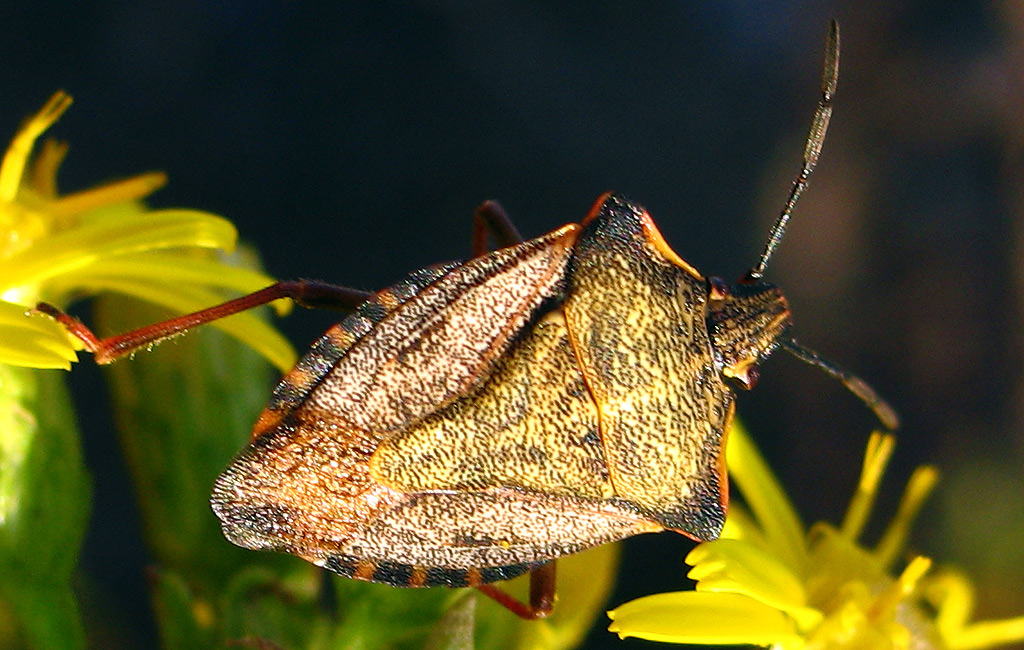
[0,365,91,650]
[327,578,459,650]
[92,252,318,649]
[220,565,326,650]
[93,291,283,584]
[148,568,217,650]
[0,580,85,650]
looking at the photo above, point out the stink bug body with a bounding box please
[40,22,896,619]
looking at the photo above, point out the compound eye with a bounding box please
[727,362,759,390]
[708,276,729,312]
[743,365,760,389]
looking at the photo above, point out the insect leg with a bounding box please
[35,279,373,365]
[474,561,557,620]
[528,560,557,616]
[472,200,524,257]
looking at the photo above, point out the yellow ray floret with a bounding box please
[0,92,295,371]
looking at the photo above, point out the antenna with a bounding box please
[779,337,900,432]
[744,20,839,283]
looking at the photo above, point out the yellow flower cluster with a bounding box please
[609,425,1024,650]
[0,92,294,371]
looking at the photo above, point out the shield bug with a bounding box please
[40,21,897,619]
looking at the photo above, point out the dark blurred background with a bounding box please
[5,2,1024,648]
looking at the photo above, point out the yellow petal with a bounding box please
[804,523,886,606]
[55,251,290,316]
[0,92,72,202]
[869,555,931,623]
[687,538,821,630]
[721,501,771,548]
[923,568,975,641]
[873,464,938,570]
[951,617,1024,650]
[0,301,79,369]
[48,172,167,220]
[727,421,807,570]
[924,568,1024,650]
[0,333,74,369]
[26,138,68,198]
[608,591,801,646]
[805,598,898,650]
[0,209,238,289]
[840,432,895,541]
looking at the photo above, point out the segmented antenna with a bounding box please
[744,20,839,283]
[780,337,900,432]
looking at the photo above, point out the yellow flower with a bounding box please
[0,92,295,371]
[607,424,1024,650]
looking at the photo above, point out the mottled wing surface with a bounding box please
[213,222,658,586]
[214,194,729,586]
[367,309,664,583]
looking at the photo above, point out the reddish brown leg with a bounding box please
[36,279,372,365]
[474,561,556,620]
[472,200,524,257]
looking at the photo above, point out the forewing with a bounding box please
[213,223,586,577]
[252,223,581,437]
[324,488,662,587]
[214,411,660,586]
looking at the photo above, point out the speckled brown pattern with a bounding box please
[212,193,793,587]
[565,195,731,540]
